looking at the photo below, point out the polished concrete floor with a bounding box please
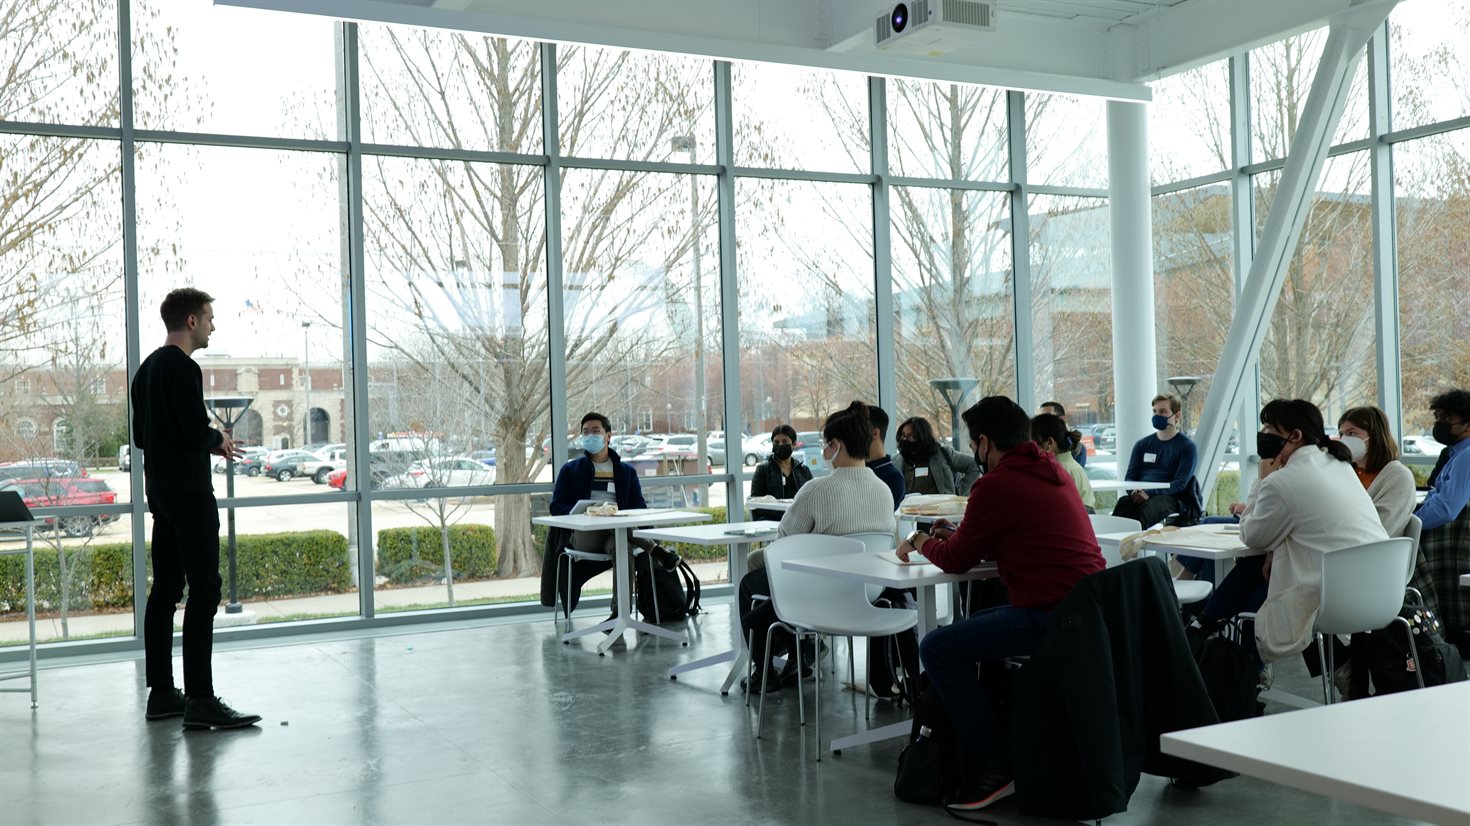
[0,600,1431,826]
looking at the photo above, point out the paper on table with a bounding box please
[898,494,969,515]
[606,508,674,517]
[878,551,930,566]
[1148,525,1250,550]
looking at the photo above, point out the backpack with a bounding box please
[635,558,701,623]
[1186,620,1264,723]
[893,673,961,804]
[1354,603,1468,695]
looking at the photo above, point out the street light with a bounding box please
[930,378,980,450]
[301,321,312,447]
[1167,375,1206,434]
[205,395,253,616]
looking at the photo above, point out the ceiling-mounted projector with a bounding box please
[875,0,996,56]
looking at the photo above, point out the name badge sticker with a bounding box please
[1143,452,1158,463]
[914,467,930,477]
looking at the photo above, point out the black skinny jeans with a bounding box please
[144,493,222,698]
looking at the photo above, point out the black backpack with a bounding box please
[1354,604,1468,695]
[635,559,701,624]
[1186,621,1264,723]
[893,673,961,805]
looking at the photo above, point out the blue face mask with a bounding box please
[1151,414,1171,432]
[580,434,606,454]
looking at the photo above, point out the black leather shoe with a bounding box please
[182,696,261,730]
[145,687,187,721]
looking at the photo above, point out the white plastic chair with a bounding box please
[1314,537,1422,703]
[1403,515,1425,606]
[553,542,661,636]
[758,535,918,761]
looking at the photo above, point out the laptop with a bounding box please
[0,490,36,523]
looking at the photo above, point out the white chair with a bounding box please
[553,542,662,636]
[1314,537,1422,703]
[1403,515,1426,606]
[758,535,918,761]
[1090,513,1212,605]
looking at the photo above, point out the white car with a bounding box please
[1402,435,1446,457]
[382,456,497,489]
[302,448,349,485]
[741,434,773,466]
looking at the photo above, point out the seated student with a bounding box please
[865,404,905,509]
[1038,400,1088,467]
[897,396,1104,815]
[894,416,981,496]
[1416,389,1470,653]
[1031,412,1094,512]
[748,424,812,521]
[1195,400,1387,678]
[738,401,896,692]
[1112,394,1198,527]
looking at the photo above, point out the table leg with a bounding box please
[597,528,687,654]
[669,541,751,688]
[27,525,36,707]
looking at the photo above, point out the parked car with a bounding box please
[382,456,497,489]
[609,435,649,457]
[1403,435,1445,456]
[212,446,269,475]
[327,467,347,490]
[0,476,117,537]
[118,444,132,472]
[793,431,830,478]
[1094,426,1117,452]
[707,438,726,466]
[741,433,773,466]
[261,449,320,482]
[468,449,498,467]
[0,459,85,481]
[302,447,349,484]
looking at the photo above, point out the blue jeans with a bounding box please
[1179,515,1241,581]
[918,604,1050,768]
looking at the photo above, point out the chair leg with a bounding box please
[814,631,822,762]
[1393,616,1426,690]
[1325,639,1337,704]
[746,629,754,709]
[793,629,806,728]
[758,624,779,738]
[1316,632,1332,705]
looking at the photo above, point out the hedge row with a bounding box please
[377,525,497,584]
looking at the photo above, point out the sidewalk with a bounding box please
[0,560,732,644]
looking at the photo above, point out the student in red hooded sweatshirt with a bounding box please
[897,395,1103,817]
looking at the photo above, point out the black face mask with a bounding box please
[973,440,988,475]
[772,443,793,461]
[1432,421,1462,446]
[1256,431,1286,460]
[897,441,925,462]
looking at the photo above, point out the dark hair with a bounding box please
[1430,389,1470,423]
[770,424,797,443]
[1151,394,1182,415]
[866,404,890,439]
[579,412,611,433]
[1338,406,1397,474]
[822,401,874,460]
[160,287,214,332]
[1040,400,1066,417]
[1261,399,1351,462]
[1031,413,1081,455]
[897,416,939,455]
[961,396,1031,451]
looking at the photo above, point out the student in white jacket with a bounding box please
[1198,399,1387,665]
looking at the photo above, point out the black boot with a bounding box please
[145,687,186,721]
[182,696,261,730]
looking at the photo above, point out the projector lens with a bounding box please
[892,3,908,32]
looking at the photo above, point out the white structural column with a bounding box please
[1193,1,1393,499]
[1107,100,1157,464]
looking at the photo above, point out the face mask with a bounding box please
[1152,414,1171,432]
[897,441,924,462]
[579,434,606,454]
[1339,435,1367,462]
[1433,421,1462,445]
[973,439,988,475]
[1256,431,1286,460]
[772,443,793,460]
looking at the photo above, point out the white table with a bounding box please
[634,520,781,693]
[533,509,710,655]
[1089,480,1174,493]
[1161,682,1470,824]
[746,499,792,514]
[780,552,999,754]
[0,520,40,707]
[1097,527,1260,587]
[1461,573,1470,588]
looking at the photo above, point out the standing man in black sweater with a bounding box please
[133,288,260,730]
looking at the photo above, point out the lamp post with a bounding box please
[930,378,980,450]
[205,395,253,615]
[301,321,312,446]
[1167,375,1206,434]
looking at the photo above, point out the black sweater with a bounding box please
[131,345,223,498]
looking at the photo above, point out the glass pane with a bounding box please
[1394,131,1470,454]
[736,179,875,480]
[892,187,1014,440]
[133,144,350,474]
[1251,28,1369,163]
[1253,152,1376,414]
[1150,60,1231,185]
[362,156,547,578]
[887,78,1007,181]
[1390,0,1470,132]
[0,136,127,504]
[1026,94,1107,188]
[132,0,336,139]
[1153,185,1235,433]
[0,515,134,645]
[359,25,542,153]
[557,46,713,162]
[1029,195,1115,483]
[0,0,118,126]
[732,62,868,173]
[560,170,722,491]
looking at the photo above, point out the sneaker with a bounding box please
[145,687,187,721]
[944,765,1015,817]
[182,696,261,730]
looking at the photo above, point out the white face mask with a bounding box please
[1339,435,1367,462]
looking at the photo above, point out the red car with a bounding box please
[327,467,347,490]
[0,476,117,537]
